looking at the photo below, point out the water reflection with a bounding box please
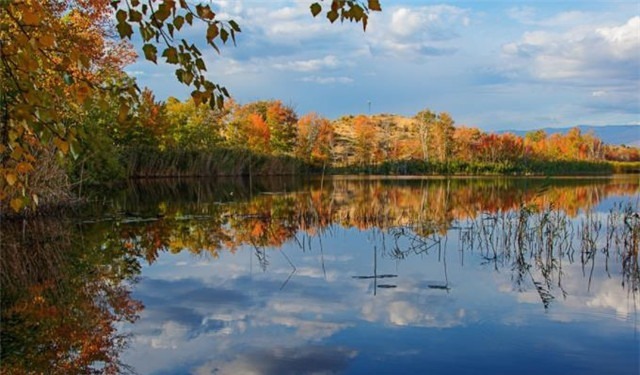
[0,218,143,374]
[111,176,638,374]
[2,176,639,374]
[111,176,639,301]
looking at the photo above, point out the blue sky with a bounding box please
[126,1,640,131]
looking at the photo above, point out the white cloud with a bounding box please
[270,316,350,340]
[273,55,340,72]
[390,8,424,37]
[502,16,640,83]
[150,321,190,349]
[367,5,470,58]
[596,16,640,59]
[300,75,354,84]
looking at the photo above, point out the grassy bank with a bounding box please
[331,159,632,176]
[123,149,640,178]
[123,147,309,178]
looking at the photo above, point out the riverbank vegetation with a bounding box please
[77,98,640,182]
[1,1,638,214]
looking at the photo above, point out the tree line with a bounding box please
[1,1,638,214]
[102,94,639,178]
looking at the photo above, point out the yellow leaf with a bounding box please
[16,162,34,174]
[22,9,40,26]
[53,137,69,154]
[118,103,130,122]
[39,34,55,48]
[10,198,24,212]
[32,194,39,206]
[6,173,17,186]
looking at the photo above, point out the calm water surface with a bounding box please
[2,176,639,374]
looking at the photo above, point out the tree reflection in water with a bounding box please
[1,176,638,373]
[113,176,638,308]
[0,218,143,374]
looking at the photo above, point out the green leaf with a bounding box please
[116,9,127,23]
[220,28,229,43]
[191,90,203,105]
[352,5,364,21]
[142,43,158,63]
[116,21,133,39]
[206,23,219,42]
[195,58,206,71]
[327,10,339,23]
[216,94,224,109]
[154,4,170,22]
[182,71,194,85]
[185,12,193,25]
[129,9,142,22]
[209,41,220,54]
[368,0,382,11]
[229,20,241,32]
[173,15,184,30]
[62,72,74,85]
[310,3,322,17]
[175,68,185,83]
[162,47,179,64]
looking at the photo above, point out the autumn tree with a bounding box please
[246,113,271,154]
[296,112,334,167]
[414,109,436,162]
[165,97,226,150]
[266,101,298,155]
[352,115,378,166]
[453,126,482,162]
[414,109,455,163]
[432,112,455,163]
[1,0,382,212]
[524,130,548,160]
[1,0,138,210]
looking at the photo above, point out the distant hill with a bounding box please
[497,125,640,147]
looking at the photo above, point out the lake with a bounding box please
[1,175,639,374]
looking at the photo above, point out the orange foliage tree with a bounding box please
[296,112,334,167]
[352,115,378,166]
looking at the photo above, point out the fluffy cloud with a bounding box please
[502,16,640,83]
[366,5,470,58]
[273,55,341,72]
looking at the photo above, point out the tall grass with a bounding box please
[332,159,615,176]
[124,147,309,178]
